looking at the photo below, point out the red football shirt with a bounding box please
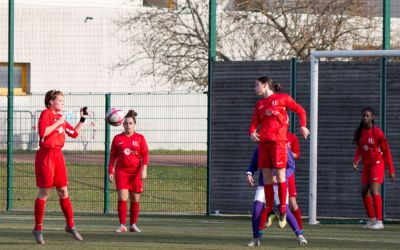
[109,132,149,174]
[354,126,395,175]
[38,108,78,150]
[249,93,307,142]
[287,132,300,160]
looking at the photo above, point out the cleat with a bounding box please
[363,218,376,229]
[65,226,83,241]
[115,224,127,233]
[32,229,45,244]
[278,213,287,228]
[247,237,260,247]
[369,220,384,230]
[265,213,277,228]
[129,224,141,233]
[258,230,264,239]
[298,234,308,245]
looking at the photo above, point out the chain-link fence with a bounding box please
[0,92,207,214]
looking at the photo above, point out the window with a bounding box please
[0,63,30,95]
[143,0,177,9]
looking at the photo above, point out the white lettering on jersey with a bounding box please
[271,100,278,106]
[65,127,74,135]
[58,127,65,134]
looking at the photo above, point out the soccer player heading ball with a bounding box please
[32,90,87,244]
[353,107,395,229]
[248,76,309,227]
[108,110,149,233]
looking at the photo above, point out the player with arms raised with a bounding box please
[32,90,87,244]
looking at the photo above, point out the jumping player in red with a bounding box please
[353,107,395,229]
[249,76,309,225]
[33,90,87,244]
[108,110,148,233]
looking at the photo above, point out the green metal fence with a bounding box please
[0,92,207,214]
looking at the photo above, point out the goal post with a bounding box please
[309,50,400,225]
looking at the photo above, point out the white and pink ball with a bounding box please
[106,108,124,126]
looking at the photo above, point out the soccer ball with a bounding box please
[106,108,124,126]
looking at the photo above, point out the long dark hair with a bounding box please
[256,76,282,93]
[353,107,375,144]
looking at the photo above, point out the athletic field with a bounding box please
[1,212,399,249]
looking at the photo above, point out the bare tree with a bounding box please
[114,0,233,90]
[114,0,382,90]
[230,0,381,60]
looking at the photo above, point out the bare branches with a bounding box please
[113,0,383,90]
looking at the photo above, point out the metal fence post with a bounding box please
[104,93,111,214]
[290,58,297,133]
[7,0,15,211]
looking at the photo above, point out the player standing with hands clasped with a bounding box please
[108,110,148,233]
[249,76,309,226]
[353,107,395,229]
[32,90,87,244]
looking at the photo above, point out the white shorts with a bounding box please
[253,185,289,205]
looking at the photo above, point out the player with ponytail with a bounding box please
[249,76,309,226]
[108,110,149,233]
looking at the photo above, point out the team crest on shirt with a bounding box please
[132,141,139,147]
[271,100,278,106]
[124,148,131,155]
[368,137,374,144]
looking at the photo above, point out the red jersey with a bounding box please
[287,132,300,159]
[109,132,149,174]
[38,108,78,150]
[249,93,307,142]
[353,127,395,175]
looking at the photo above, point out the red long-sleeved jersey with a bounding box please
[353,127,395,175]
[108,132,148,174]
[287,132,300,160]
[38,108,78,150]
[249,93,307,142]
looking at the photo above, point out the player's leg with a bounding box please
[259,142,274,216]
[273,141,288,221]
[33,149,54,244]
[129,192,142,232]
[56,186,83,241]
[116,189,129,233]
[33,188,51,244]
[369,182,383,229]
[368,163,385,229]
[129,170,143,232]
[248,186,265,247]
[288,175,303,231]
[361,166,376,228]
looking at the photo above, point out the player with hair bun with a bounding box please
[353,107,395,229]
[32,90,87,244]
[108,110,149,233]
[249,76,309,226]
